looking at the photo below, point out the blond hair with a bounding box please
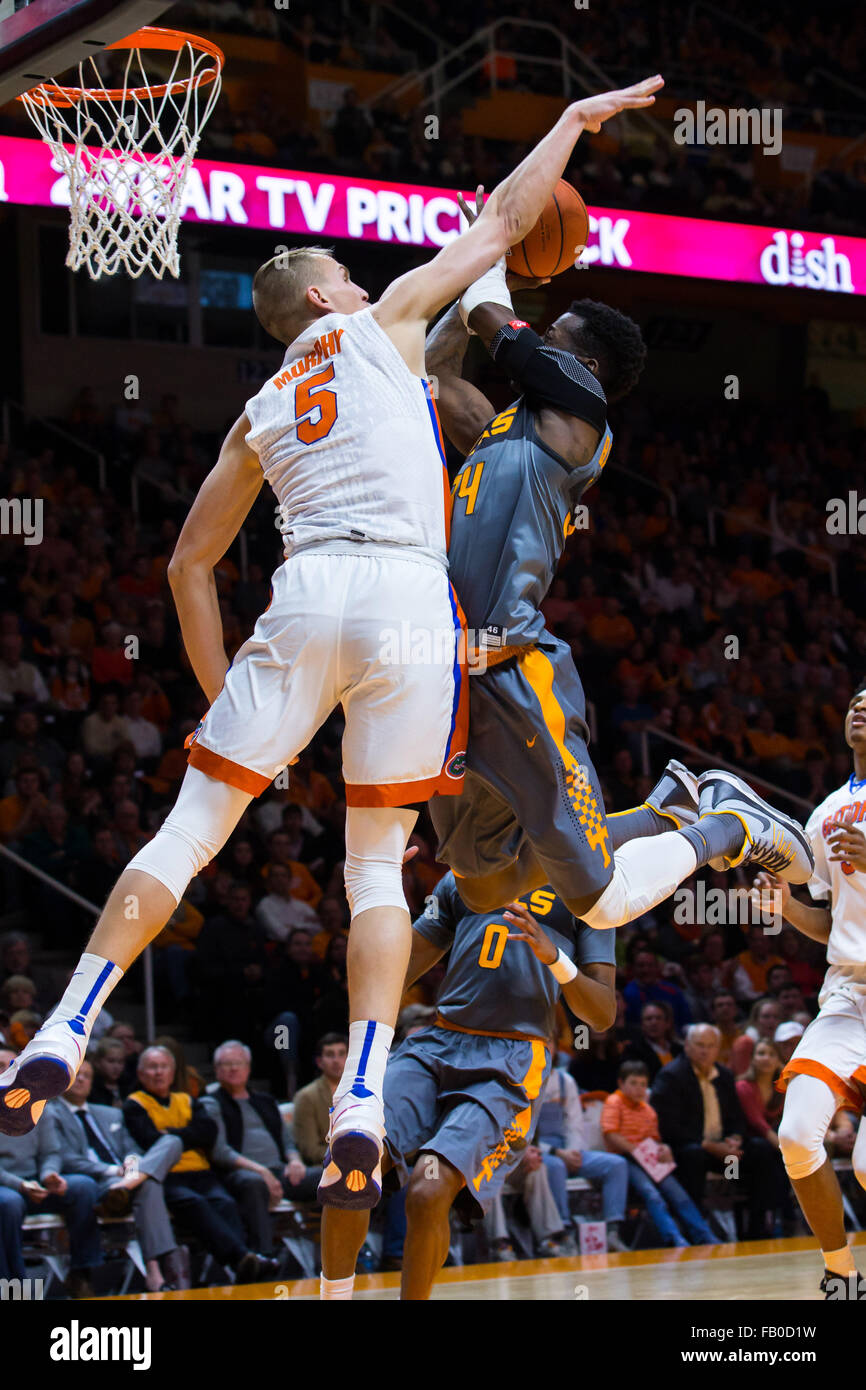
[252,245,335,344]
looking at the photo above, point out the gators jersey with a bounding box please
[447,398,612,649]
[414,871,616,1038]
[244,307,449,563]
[806,778,866,970]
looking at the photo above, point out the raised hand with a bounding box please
[570,75,664,133]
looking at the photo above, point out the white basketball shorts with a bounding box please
[185,547,468,808]
[780,966,866,1110]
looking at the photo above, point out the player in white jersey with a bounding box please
[0,79,666,1216]
[754,681,866,1298]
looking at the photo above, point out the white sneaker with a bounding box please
[317,1093,385,1211]
[0,1020,84,1136]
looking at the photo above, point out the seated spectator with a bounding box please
[622,1001,683,1082]
[81,689,129,763]
[710,991,744,1067]
[264,831,322,907]
[0,1045,102,1297]
[123,1045,278,1283]
[310,893,350,962]
[255,861,320,942]
[264,930,331,1087]
[729,997,783,1076]
[0,632,49,705]
[154,1035,204,1099]
[0,766,49,843]
[570,1026,626,1094]
[51,1058,187,1291]
[735,1040,784,1143]
[292,1033,348,1165]
[535,1060,630,1251]
[729,925,785,1003]
[602,1060,718,1248]
[651,1025,782,1239]
[121,690,162,763]
[772,1020,804,1068]
[88,1036,130,1107]
[0,931,60,1012]
[90,623,133,688]
[204,1040,320,1255]
[194,883,270,1049]
[21,800,89,885]
[623,947,691,1032]
[0,708,65,785]
[104,1020,144,1092]
[682,955,719,1023]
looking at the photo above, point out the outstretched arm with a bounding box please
[168,413,264,705]
[425,304,495,455]
[374,76,663,355]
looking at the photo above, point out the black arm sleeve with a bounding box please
[488,320,608,434]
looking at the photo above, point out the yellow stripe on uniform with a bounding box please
[520,1040,548,1101]
[519,648,611,868]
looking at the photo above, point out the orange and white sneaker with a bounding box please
[0,1021,84,1136]
[317,1094,385,1211]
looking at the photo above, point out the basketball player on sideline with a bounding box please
[422,188,814,938]
[0,79,666,1215]
[754,681,866,1299]
[320,878,617,1300]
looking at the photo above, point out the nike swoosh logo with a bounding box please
[526,735,537,748]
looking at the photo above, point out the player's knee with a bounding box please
[343,854,407,917]
[778,1110,827,1181]
[572,872,624,930]
[405,1156,461,1215]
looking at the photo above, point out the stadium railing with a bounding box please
[0,841,157,1040]
[2,398,107,493]
[636,726,813,815]
[706,503,838,597]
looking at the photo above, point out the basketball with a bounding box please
[507,179,589,278]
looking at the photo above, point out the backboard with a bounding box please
[0,0,172,103]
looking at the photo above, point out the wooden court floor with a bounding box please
[108,1233,866,1301]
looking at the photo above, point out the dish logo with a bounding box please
[759,231,853,293]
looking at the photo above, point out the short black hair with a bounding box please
[316,1032,349,1055]
[566,298,647,403]
[619,1060,649,1083]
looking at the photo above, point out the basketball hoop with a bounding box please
[19,27,224,280]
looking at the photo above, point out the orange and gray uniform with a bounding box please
[429,398,615,911]
[382,871,614,1214]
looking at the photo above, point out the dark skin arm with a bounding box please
[430,186,602,470]
[503,899,616,1030]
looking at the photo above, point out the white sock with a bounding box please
[582,833,698,930]
[823,1244,856,1277]
[334,1020,394,1105]
[43,952,124,1059]
[320,1273,355,1300]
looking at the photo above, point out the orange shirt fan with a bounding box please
[18,26,224,280]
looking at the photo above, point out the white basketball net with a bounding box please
[21,37,222,280]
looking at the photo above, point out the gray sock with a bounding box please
[677,814,745,869]
[607,804,670,850]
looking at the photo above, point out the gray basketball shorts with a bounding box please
[429,635,614,908]
[383,1025,551,1217]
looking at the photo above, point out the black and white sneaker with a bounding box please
[645,759,699,829]
[696,770,814,885]
[820,1269,866,1300]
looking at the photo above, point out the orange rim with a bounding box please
[18,26,224,107]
